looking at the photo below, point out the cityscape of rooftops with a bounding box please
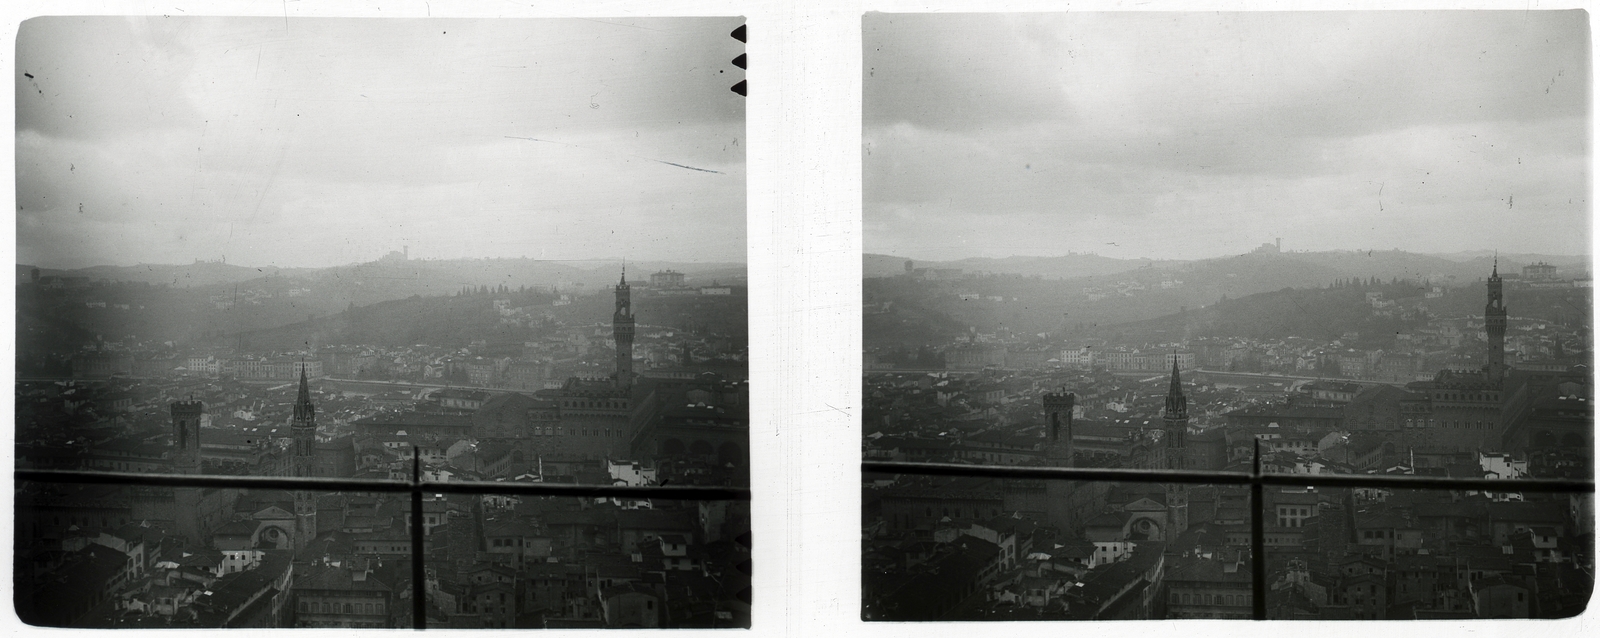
[861,11,1593,622]
[14,16,750,629]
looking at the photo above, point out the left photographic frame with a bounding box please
[14,15,750,629]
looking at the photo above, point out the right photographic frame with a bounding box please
[861,11,1594,621]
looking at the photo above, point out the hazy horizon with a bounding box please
[866,246,1592,263]
[19,254,750,272]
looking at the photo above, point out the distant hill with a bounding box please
[18,257,744,320]
[14,257,746,355]
[17,262,296,288]
[1086,277,1590,347]
[1423,251,1591,268]
[1088,283,1431,347]
[20,257,743,291]
[1285,250,1591,285]
[864,254,1354,344]
[865,253,1159,279]
[863,248,1592,349]
[240,285,747,351]
[868,249,1588,288]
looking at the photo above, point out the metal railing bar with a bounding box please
[1255,472,1594,493]
[18,454,751,630]
[14,468,753,501]
[861,461,1595,493]
[16,469,418,492]
[1250,441,1266,621]
[863,462,1254,485]
[362,480,751,501]
[866,456,1593,621]
[411,448,426,630]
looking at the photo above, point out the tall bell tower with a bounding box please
[1043,389,1076,533]
[1162,355,1190,537]
[291,363,318,552]
[614,268,636,389]
[1163,355,1189,468]
[171,399,204,544]
[1485,257,1507,384]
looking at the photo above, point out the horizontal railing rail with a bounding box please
[15,468,753,501]
[861,461,1595,493]
[863,448,1594,621]
[16,448,750,630]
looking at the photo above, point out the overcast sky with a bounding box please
[16,16,745,269]
[864,11,1590,262]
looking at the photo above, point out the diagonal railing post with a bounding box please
[412,446,426,630]
[1251,439,1266,620]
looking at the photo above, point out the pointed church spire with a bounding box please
[294,360,315,423]
[1164,352,1188,421]
[1163,351,1190,480]
[290,359,317,553]
[1168,351,1183,396]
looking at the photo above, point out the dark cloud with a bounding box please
[865,11,1590,260]
[17,17,207,140]
[864,13,1076,131]
[15,17,745,269]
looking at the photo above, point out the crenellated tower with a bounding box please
[614,268,636,389]
[291,363,318,552]
[172,399,203,473]
[1485,258,1507,384]
[171,399,204,543]
[1044,389,1075,466]
[1043,389,1076,533]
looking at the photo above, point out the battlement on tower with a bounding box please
[1043,389,1075,410]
